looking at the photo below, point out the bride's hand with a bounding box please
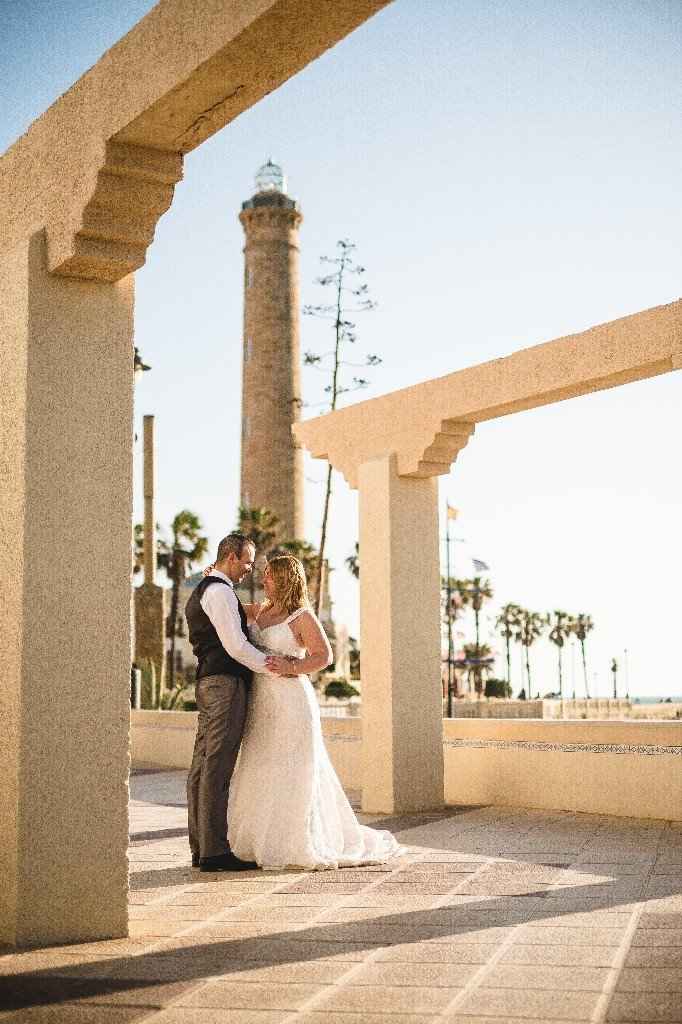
[266,655,298,677]
[202,563,216,577]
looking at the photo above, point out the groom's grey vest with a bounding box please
[185,577,253,686]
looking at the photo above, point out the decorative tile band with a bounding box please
[444,738,682,757]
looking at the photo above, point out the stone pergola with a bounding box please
[0,0,679,951]
[0,0,391,949]
[295,301,682,818]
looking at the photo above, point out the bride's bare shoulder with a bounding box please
[290,607,326,637]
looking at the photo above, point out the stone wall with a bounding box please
[542,698,633,719]
[443,718,682,820]
[449,699,544,719]
[130,711,682,821]
[448,698,634,719]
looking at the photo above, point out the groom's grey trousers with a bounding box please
[187,673,248,859]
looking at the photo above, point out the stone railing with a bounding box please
[130,711,682,820]
[448,699,544,719]
[443,718,682,820]
[542,698,633,719]
[446,697,636,719]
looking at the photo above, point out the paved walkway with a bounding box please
[2,769,681,1023]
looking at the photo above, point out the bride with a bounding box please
[227,554,401,870]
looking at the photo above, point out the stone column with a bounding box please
[143,415,157,582]
[134,414,166,698]
[358,453,444,814]
[239,175,304,540]
[0,231,133,946]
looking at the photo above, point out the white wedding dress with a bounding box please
[227,609,402,870]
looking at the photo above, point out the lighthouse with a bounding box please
[238,159,304,540]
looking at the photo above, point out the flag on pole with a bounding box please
[446,504,459,520]
[472,557,490,572]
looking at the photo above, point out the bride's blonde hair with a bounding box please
[265,555,310,616]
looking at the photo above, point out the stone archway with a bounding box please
[294,301,682,816]
[0,0,391,948]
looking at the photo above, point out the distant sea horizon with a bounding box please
[631,695,682,704]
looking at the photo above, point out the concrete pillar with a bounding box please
[134,414,166,697]
[143,415,157,583]
[0,231,133,946]
[358,453,444,814]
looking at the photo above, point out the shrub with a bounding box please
[484,678,512,698]
[324,679,360,700]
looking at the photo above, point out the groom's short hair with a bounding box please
[216,532,252,562]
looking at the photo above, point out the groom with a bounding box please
[185,531,283,871]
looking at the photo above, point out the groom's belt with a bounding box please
[196,647,252,685]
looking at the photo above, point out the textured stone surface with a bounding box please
[239,194,304,540]
[2,772,681,1021]
[442,719,682,819]
[134,584,167,694]
[294,300,682,487]
[2,0,681,965]
[0,0,391,281]
[294,300,682,822]
[132,711,682,823]
[0,231,133,946]
[359,454,443,814]
[134,414,166,693]
[0,1,394,948]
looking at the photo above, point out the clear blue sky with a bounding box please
[2,0,681,697]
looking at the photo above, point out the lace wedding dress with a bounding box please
[227,609,402,870]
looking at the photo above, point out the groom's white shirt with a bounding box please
[200,569,268,674]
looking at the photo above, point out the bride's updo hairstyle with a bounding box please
[266,555,310,616]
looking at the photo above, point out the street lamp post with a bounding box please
[624,648,630,699]
[445,518,454,718]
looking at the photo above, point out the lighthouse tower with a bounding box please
[238,160,304,541]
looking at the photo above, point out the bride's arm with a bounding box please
[269,610,332,676]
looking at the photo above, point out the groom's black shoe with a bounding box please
[199,853,258,872]
[191,855,200,868]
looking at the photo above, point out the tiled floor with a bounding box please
[2,770,681,1023]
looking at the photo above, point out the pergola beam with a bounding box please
[294,299,682,486]
[0,0,391,281]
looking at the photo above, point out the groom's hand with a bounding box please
[266,655,298,676]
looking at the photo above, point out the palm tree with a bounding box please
[461,642,494,697]
[548,610,573,698]
[496,603,521,689]
[345,542,359,580]
[167,510,209,688]
[469,578,493,645]
[441,577,474,699]
[515,609,547,699]
[469,577,493,695]
[571,613,594,699]
[133,522,170,579]
[236,506,281,600]
[133,523,144,576]
[449,578,474,612]
[441,577,476,624]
